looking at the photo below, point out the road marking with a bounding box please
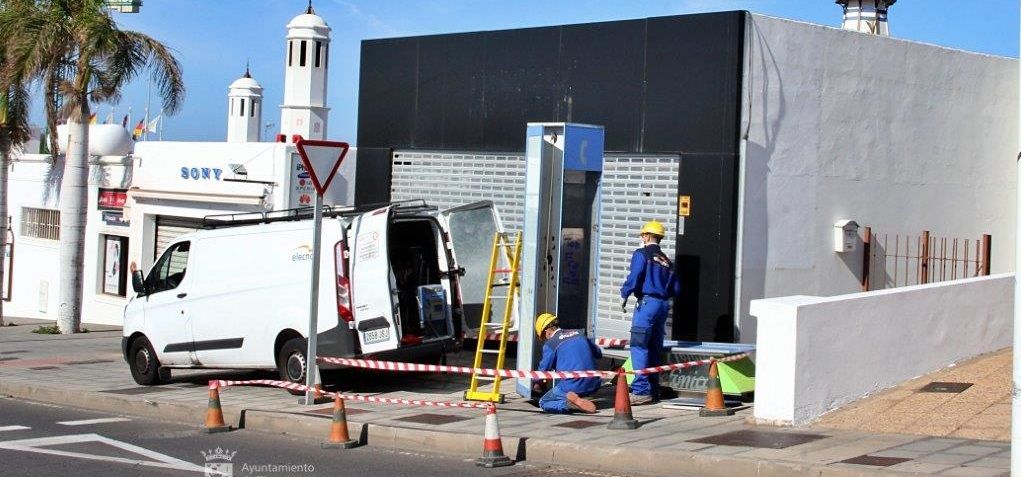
[56,418,131,426]
[0,433,209,474]
[0,426,29,432]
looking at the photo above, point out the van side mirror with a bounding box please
[130,262,146,295]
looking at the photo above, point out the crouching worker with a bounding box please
[533,313,601,414]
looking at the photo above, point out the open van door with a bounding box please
[349,206,401,354]
[438,201,517,333]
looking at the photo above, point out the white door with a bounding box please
[142,241,195,366]
[348,207,401,354]
[438,201,514,332]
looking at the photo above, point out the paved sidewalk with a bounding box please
[818,349,1011,442]
[0,317,1010,477]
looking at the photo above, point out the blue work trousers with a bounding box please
[629,297,669,397]
[539,384,594,414]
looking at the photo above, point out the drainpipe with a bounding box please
[1012,13,1020,475]
[732,12,752,343]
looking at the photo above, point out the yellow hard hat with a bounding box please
[535,313,557,337]
[640,220,665,237]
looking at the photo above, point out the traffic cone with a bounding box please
[301,366,331,404]
[699,360,735,417]
[204,380,231,433]
[321,395,359,449]
[476,405,514,468]
[607,368,639,430]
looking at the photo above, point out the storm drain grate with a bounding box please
[305,406,370,417]
[101,387,168,395]
[919,382,973,393]
[840,455,911,467]
[395,413,470,425]
[64,359,115,365]
[552,420,603,429]
[29,366,58,370]
[689,430,827,449]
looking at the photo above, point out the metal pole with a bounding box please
[1012,10,1020,472]
[303,193,323,405]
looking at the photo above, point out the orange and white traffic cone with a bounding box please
[699,360,735,417]
[607,368,639,429]
[204,380,231,433]
[302,366,331,404]
[321,395,359,449]
[476,405,514,468]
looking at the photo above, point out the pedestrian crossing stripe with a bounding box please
[0,433,208,474]
[56,418,131,426]
[0,426,29,432]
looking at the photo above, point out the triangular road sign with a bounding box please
[294,136,350,196]
[0,433,211,474]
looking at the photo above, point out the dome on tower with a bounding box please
[287,13,328,29]
[229,76,262,90]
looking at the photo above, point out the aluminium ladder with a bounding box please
[464,231,523,403]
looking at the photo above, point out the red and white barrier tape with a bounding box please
[465,330,519,342]
[594,337,629,348]
[318,352,750,379]
[214,379,491,409]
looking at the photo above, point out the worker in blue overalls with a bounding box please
[620,220,681,405]
[533,313,601,414]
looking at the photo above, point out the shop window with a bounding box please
[315,41,322,68]
[300,40,307,67]
[21,207,59,240]
[101,235,128,297]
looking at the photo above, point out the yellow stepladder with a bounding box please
[464,231,522,403]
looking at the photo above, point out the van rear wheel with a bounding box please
[277,337,308,396]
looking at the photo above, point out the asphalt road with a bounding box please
[0,396,634,477]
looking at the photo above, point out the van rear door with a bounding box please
[438,201,517,333]
[348,206,401,354]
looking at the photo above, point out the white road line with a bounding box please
[0,433,208,474]
[0,426,29,432]
[56,418,131,426]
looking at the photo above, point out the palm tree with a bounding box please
[0,68,32,328]
[2,0,184,333]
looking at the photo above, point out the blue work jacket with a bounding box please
[537,329,603,394]
[620,244,681,300]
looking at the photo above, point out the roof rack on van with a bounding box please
[201,199,437,229]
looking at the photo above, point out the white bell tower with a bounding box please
[836,0,895,36]
[280,1,330,142]
[226,65,263,143]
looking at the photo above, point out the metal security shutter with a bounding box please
[595,155,679,339]
[391,151,527,232]
[154,216,203,260]
[391,150,679,337]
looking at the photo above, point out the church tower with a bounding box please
[226,65,263,142]
[279,1,331,142]
[836,0,895,36]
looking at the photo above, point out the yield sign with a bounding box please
[294,136,350,196]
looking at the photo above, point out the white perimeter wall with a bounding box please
[751,273,1013,426]
[737,14,1019,343]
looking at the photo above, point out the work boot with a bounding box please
[629,393,654,406]
[566,392,597,414]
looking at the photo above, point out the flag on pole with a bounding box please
[132,119,145,140]
[88,113,97,124]
[146,114,161,133]
[121,114,129,127]
[104,112,114,124]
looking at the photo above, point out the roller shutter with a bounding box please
[391,150,679,338]
[154,216,203,260]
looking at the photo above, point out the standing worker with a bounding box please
[533,313,601,414]
[620,220,681,405]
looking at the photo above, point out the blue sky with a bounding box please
[43,0,1019,142]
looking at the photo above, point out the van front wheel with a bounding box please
[277,337,308,395]
[129,336,166,386]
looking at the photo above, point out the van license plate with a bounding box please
[363,328,390,344]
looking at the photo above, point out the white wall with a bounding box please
[750,274,1013,426]
[737,15,1019,343]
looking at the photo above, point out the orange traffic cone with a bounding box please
[204,380,231,433]
[321,395,359,449]
[699,360,735,417]
[607,368,639,429]
[476,405,514,468]
[302,367,331,404]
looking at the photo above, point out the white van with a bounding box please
[121,200,505,386]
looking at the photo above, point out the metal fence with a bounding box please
[862,228,991,291]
